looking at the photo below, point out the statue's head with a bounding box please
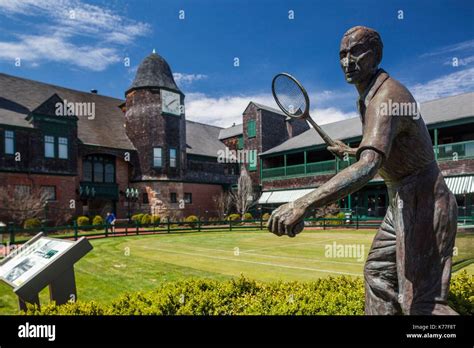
[340,26,383,84]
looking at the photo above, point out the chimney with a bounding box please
[90,89,98,94]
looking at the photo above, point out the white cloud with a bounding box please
[310,107,358,124]
[173,73,208,86]
[0,33,120,71]
[421,39,474,58]
[0,0,150,70]
[410,67,474,102]
[185,92,357,127]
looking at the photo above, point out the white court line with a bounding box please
[170,243,364,266]
[139,245,361,276]
[244,237,345,253]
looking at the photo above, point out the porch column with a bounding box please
[303,151,307,174]
[434,128,439,160]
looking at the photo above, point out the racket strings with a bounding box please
[273,76,307,116]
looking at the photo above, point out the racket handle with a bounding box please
[305,117,336,147]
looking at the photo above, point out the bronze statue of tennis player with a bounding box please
[267,26,458,315]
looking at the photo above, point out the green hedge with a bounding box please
[76,216,90,227]
[131,214,144,223]
[25,272,473,315]
[92,215,103,226]
[243,213,253,220]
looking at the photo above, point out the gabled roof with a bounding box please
[0,73,227,157]
[0,73,136,150]
[218,123,243,140]
[243,101,289,118]
[261,92,474,156]
[186,120,227,157]
[217,101,290,140]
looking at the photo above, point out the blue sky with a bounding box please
[0,0,473,127]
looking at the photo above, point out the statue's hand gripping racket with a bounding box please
[272,73,336,148]
[270,73,337,237]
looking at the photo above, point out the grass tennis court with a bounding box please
[0,228,472,314]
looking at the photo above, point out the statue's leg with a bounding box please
[364,206,402,315]
[394,172,458,315]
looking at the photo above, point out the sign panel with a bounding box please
[0,238,73,288]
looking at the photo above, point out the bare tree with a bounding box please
[0,185,49,225]
[231,166,256,218]
[212,191,232,219]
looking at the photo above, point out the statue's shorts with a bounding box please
[364,161,459,315]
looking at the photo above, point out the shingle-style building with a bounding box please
[0,52,244,222]
[0,51,473,224]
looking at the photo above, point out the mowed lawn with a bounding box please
[0,228,472,314]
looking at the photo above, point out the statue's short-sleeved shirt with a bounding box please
[355,69,435,186]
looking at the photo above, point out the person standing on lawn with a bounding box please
[106,212,116,234]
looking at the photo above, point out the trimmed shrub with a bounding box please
[23,218,41,229]
[447,270,474,315]
[151,215,161,225]
[324,212,345,226]
[243,213,253,221]
[185,215,199,228]
[76,216,90,227]
[92,215,103,226]
[141,214,152,225]
[131,214,144,224]
[262,213,271,221]
[227,214,240,221]
[24,272,473,315]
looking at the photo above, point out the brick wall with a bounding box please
[0,172,78,224]
[243,104,260,184]
[439,159,474,176]
[129,181,223,219]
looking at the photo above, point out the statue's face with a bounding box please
[339,30,378,84]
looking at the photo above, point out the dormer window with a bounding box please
[58,137,68,159]
[44,135,55,158]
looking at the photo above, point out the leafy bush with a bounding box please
[185,215,199,228]
[92,215,103,226]
[324,212,346,226]
[141,214,152,225]
[25,272,473,315]
[76,216,90,227]
[151,215,161,225]
[23,218,41,229]
[447,270,474,315]
[262,213,271,221]
[243,213,253,221]
[227,214,240,221]
[131,214,144,224]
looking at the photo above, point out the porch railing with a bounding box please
[262,140,474,181]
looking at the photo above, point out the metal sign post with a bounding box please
[0,232,93,311]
